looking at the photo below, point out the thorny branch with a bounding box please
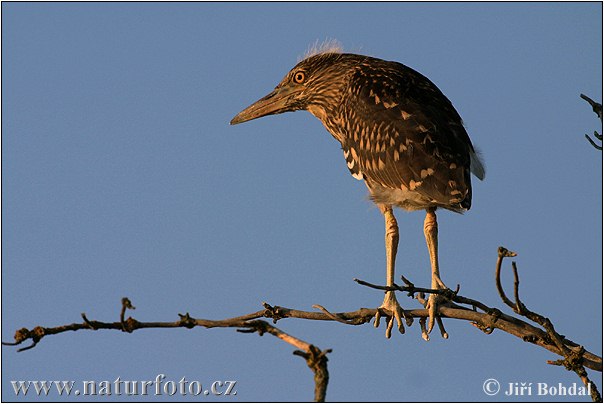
[4,248,602,401]
[581,93,603,150]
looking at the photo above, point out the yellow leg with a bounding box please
[383,205,398,287]
[424,207,446,335]
[373,204,408,338]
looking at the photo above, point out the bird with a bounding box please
[230,46,485,339]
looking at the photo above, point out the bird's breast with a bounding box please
[308,95,473,212]
[365,180,448,211]
[340,123,472,212]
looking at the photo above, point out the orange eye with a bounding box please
[293,71,306,84]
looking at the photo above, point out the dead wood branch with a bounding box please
[4,305,331,402]
[3,248,602,401]
[581,93,603,150]
[494,247,601,402]
[353,250,601,374]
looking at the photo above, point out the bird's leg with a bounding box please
[373,204,410,338]
[423,207,447,337]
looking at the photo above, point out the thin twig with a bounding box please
[585,133,603,150]
[495,246,517,308]
[120,297,136,333]
[581,93,603,119]
[580,93,603,150]
[312,305,359,325]
[497,248,602,402]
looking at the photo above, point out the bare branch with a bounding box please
[293,345,332,402]
[3,304,332,402]
[236,319,331,402]
[581,93,603,120]
[496,249,602,402]
[120,297,136,332]
[4,300,601,373]
[3,248,602,401]
[585,132,603,150]
[495,246,518,308]
[580,93,603,150]
[312,304,360,325]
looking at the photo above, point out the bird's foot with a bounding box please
[420,278,450,341]
[373,290,413,338]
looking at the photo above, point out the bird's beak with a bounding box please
[230,86,302,125]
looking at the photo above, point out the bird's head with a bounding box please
[230,52,354,125]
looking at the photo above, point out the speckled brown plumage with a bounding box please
[290,53,483,212]
[231,49,484,338]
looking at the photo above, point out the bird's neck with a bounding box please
[307,105,347,144]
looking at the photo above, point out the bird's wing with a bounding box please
[340,61,477,210]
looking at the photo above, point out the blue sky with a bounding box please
[2,2,602,402]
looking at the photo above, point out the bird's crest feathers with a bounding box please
[301,39,344,60]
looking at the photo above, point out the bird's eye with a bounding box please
[293,71,306,84]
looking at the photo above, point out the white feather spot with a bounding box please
[420,168,435,179]
[409,180,422,190]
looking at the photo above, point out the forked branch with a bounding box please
[494,247,601,402]
[3,248,602,402]
[581,93,603,150]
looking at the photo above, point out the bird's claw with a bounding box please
[426,293,441,334]
[373,290,411,338]
[421,287,449,341]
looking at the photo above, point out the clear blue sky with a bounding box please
[2,2,602,402]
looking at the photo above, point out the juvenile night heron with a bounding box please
[231,48,485,338]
